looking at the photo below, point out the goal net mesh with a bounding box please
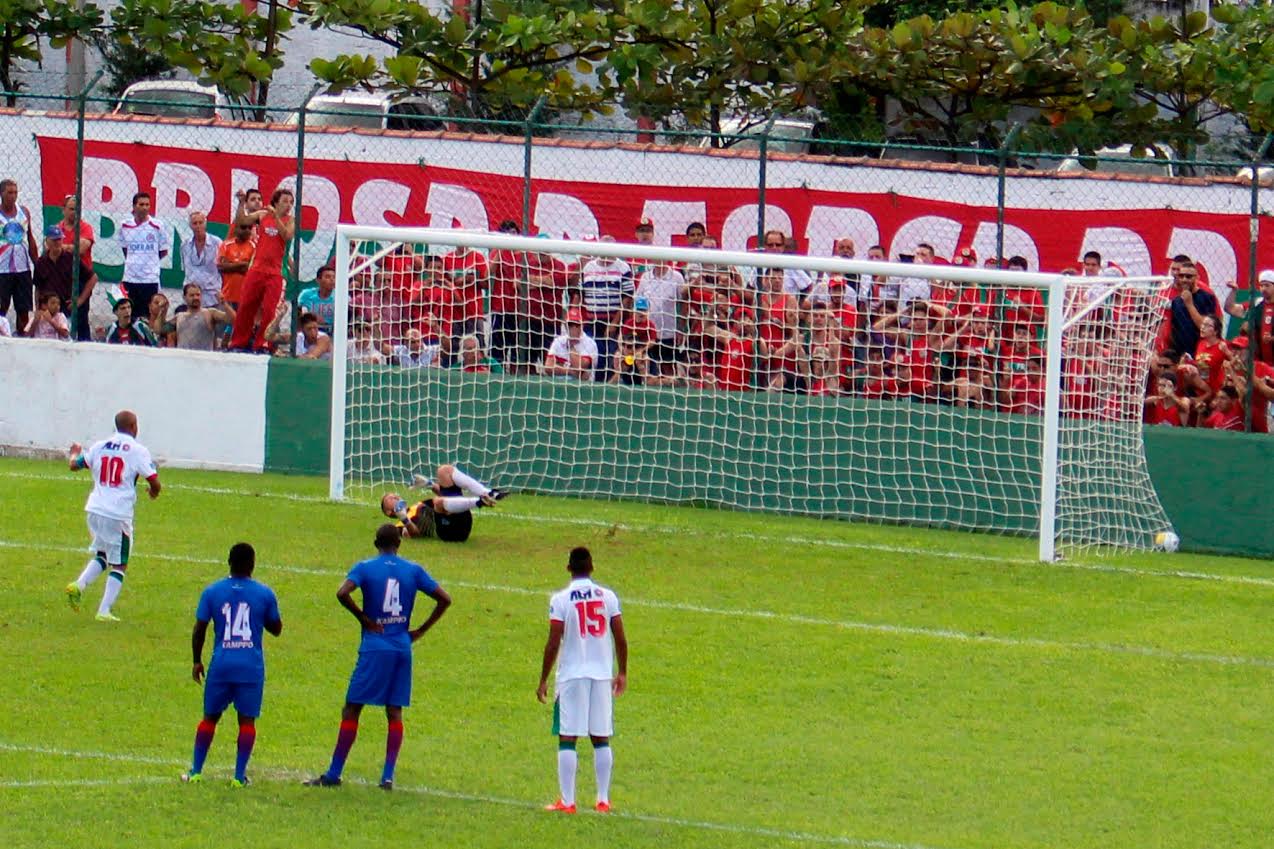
[331,229,1173,558]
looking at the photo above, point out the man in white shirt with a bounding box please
[536,546,628,814]
[634,261,684,354]
[120,191,168,322]
[0,178,39,337]
[180,210,224,309]
[64,410,162,622]
[544,308,599,381]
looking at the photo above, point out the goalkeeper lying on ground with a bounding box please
[380,464,509,543]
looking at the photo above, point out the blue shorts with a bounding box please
[204,677,264,718]
[345,649,412,707]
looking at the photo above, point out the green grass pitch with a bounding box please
[1,455,1271,849]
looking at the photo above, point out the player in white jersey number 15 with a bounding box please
[536,546,627,815]
[64,409,161,622]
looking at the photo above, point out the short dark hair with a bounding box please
[376,523,402,552]
[318,264,335,278]
[568,546,593,575]
[132,191,151,206]
[245,188,262,200]
[1007,255,1028,271]
[916,242,934,253]
[228,542,255,577]
[686,221,706,235]
[299,312,319,328]
[498,219,520,233]
[270,188,293,206]
[1172,254,1192,263]
[1083,250,1102,263]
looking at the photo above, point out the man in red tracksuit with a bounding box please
[229,187,295,353]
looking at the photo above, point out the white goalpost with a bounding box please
[329,223,1175,561]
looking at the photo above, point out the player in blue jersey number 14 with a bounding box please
[182,543,282,787]
[305,524,452,790]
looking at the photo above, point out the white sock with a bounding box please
[77,556,106,590]
[557,748,577,806]
[449,467,491,497]
[594,744,613,804]
[98,570,125,615]
[441,496,480,513]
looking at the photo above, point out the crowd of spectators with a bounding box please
[1,174,1271,433]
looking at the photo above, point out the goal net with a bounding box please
[329,225,1174,560]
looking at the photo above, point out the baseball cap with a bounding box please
[827,275,848,288]
[635,217,654,231]
[1229,334,1250,349]
[1259,269,1274,285]
[566,307,584,323]
[634,296,650,311]
[952,245,977,266]
[44,224,63,239]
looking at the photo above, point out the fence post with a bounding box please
[995,123,1022,266]
[289,84,324,356]
[523,96,547,234]
[1243,133,1273,431]
[756,114,778,249]
[71,70,103,342]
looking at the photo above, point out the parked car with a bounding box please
[700,117,818,154]
[113,80,254,121]
[1055,144,1177,177]
[293,93,446,131]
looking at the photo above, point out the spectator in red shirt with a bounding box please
[525,244,568,371]
[1223,269,1274,366]
[441,243,488,363]
[1144,374,1186,426]
[1201,386,1244,431]
[228,187,294,353]
[59,194,94,262]
[487,220,524,369]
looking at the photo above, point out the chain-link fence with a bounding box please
[2,90,1271,430]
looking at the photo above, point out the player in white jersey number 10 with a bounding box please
[536,546,628,814]
[64,409,161,622]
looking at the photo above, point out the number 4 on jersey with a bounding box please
[574,599,606,637]
[384,578,402,616]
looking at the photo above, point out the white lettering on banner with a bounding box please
[154,161,215,268]
[720,204,792,252]
[890,215,963,261]
[1079,227,1152,276]
[532,192,599,240]
[804,206,880,257]
[1167,227,1238,306]
[424,183,489,239]
[292,176,340,281]
[353,179,412,230]
[970,222,1041,270]
[638,201,706,246]
[81,156,139,267]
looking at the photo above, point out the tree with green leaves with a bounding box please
[606,0,865,143]
[0,0,102,104]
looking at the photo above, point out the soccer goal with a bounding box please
[328,224,1175,561]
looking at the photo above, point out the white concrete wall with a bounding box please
[0,338,269,471]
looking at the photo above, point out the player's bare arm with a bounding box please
[265,615,283,637]
[336,578,383,633]
[68,442,87,471]
[191,618,210,683]
[146,473,162,500]
[611,614,628,696]
[408,585,452,642]
[536,619,566,703]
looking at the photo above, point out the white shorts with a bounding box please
[87,513,132,565]
[555,677,613,737]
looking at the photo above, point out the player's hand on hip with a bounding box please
[612,674,627,697]
[536,681,549,704]
[360,616,384,634]
[192,663,204,684]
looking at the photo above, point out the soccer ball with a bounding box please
[1153,530,1180,553]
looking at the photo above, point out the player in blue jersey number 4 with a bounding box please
[305,524,452,790]
[182,543,282,787]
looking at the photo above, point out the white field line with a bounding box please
[0,741,957,849]
[3,469,1272,589]
[5,539,1273,670]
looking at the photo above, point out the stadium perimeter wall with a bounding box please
[1,344,1267,558]
[260,359,1274,560]
[0,339,268,472]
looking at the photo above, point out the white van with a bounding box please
[114,80,253,121]
[294,93,446,131]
